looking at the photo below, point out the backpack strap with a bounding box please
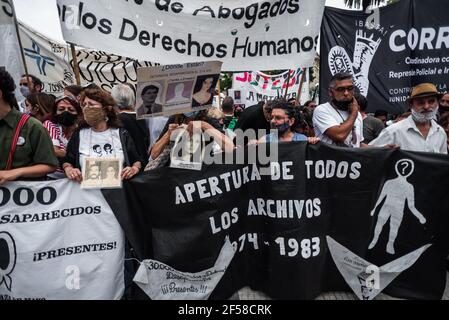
[6,114,31,170]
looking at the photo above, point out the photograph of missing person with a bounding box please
[165,80,194,105]
[81,157,122,189]
[136,81,165,117]
[192,74,220,108]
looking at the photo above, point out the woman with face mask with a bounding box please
[62,88,143,183]
[43,95,82,179]
[258,101,320,144]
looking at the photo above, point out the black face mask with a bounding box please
[55,111,77,126]
[332,99,352,111]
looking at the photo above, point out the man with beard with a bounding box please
[370,83,447,154]
[312,73,364,147]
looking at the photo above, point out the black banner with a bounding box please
[320,0,449,115]
[107,143,449,300]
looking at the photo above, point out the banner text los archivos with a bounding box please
[58,1,318,60]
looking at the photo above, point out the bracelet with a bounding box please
[62,163,73,171]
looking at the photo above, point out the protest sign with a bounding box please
[320,0,449,114]
[81,158,123,189]
[136,61,222,118]
[14,23,158,95]
[232,68,309,106]
[110,143,449,300]
[56,0,325,71]
[0,179,125,300]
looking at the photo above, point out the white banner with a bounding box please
[18,23,158,95]
[56,0,325,71]
[0,180,125,300]
[0,0,24,97]
[134,237,235,300]
[232,68,310,106]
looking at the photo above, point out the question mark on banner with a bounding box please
[0,232,17,292]
[395,159,414,177]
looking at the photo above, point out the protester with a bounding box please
[25,92,54,123]
[0,69,57,183]
[146,111,234,170]
[112,83,150,165]
[357,93,384,143]
[63,88,143,182]
[234,100,272,142]
[304,100,317,110]
[438,113,449,152]
[221,96,239,136]
[374,109,388,126]
[64,84,83,102]
[18,74,43,113]
[43,95,82,178]
[257,101,320,144]
[439,92,449,118]
[312,73,364,147]
[370,83,447,154]
[295,106,315,137]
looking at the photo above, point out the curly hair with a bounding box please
[79,88,122,129]
[271,98,303,130]
[0,68,19,110]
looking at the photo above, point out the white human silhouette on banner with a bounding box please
[368,159,426,254]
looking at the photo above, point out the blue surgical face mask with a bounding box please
[183,111,199,118]
[20,85,30,98]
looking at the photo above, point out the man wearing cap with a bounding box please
[369,83,447,154]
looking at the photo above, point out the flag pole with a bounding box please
[70,43,81,85]
[284,69,291,99]
[217,78,221,109]
[11,2,31,90]
[295,68,307,105]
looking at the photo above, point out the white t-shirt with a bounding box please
[79,128,124,172]
[312,102,364,147]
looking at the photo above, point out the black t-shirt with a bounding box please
[118,113,150,164]
[234,103,270,139]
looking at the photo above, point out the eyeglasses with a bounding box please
[333,86,355,93]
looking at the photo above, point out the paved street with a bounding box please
[236,272,449,300]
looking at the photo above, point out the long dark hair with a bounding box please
[0,68,19,110]
[79,88,122,129]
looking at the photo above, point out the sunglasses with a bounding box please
[333,86,355,93]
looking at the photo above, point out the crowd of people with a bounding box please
[1,68,448,186]
[1,67,449,299]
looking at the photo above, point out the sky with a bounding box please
[12,0,349,43]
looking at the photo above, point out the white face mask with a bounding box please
[411,107,438,123]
